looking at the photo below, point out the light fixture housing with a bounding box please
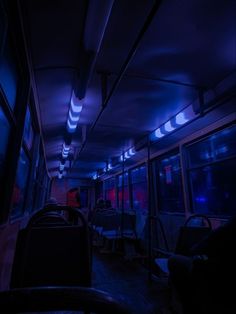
[67,91,83,133]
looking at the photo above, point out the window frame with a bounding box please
[185,123,236,217]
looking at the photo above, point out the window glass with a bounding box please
[23,107,34,150]
[187,125,236,216]
[0,36,19,110]
[0,106,10,181]
[11,147,30,217]
[131,165,148,214]
[188,125,236,168]
[80,187,89,208]
[118,172,130,210]
[158,153,184,212]
[104,177,116,208]
[190,159,236,216]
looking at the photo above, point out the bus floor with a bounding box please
[92,247,172,314]
[20,248,172,314]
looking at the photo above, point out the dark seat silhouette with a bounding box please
[10,205,91,288]
[154,214,212,274]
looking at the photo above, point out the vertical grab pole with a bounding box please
[147,139,152,282]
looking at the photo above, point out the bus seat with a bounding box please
[10,206,91,288]
[0,286,131,314]
[168,215,236,314]
[154,214,212,275]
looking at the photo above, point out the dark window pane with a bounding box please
[106,188,116,208]
[117,173,129,210]
[0,37,19,109]
[104,177,115,190]
[11,148,30,217]
[188,125,236,168]
[118,172,128,187]
[132,182,148,214]
[23,107,34,150]
[158,154,184,212]
[190,158,236,216]
[131,165,146,184]
[118,186,130,210]
[104,178,116,207]
[0,106,10,181]
[80,187,88,208]
[131,166,148,214]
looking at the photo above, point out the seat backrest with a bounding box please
[175,226,212,256]
[11,206,91,288]
[175,214,212,256]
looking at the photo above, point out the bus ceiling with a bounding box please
[17,0,236,180]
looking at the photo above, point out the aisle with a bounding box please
[92,248,171,314]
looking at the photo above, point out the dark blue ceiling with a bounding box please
[21,0,236,179]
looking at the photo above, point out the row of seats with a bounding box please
[155,214,236,314]
[91,210,137,254]
[2,205,131,313]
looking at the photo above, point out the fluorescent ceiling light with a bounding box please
[155,128,164,138]
[175,112,189,125]
[69,110,80,123]
[129,148,135,155]
[164,120,175,132]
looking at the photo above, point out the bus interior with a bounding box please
[0,0,236,313]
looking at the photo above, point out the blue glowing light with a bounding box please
[120,155,125,162]
[67,119,77,132]
[59,163,65,171]
[217,146,228,154]
[108,163,112,170]
[195,196,207,203]
[175,112,189,125]
[155,128,164,138]
[129,148,135,155]
[62,151,69,158]
[69,110,80,123]
[63,143,70,152]
[125,152,130,159]
[71,98,82,114]
[164,121,175,132]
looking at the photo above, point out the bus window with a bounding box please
[23,107,34,151]
[187,125,236,216]
[0,36,19,110]
[11,147,30,218]
[104,178,116,208]
[157,153,184,213]
[130,165,148,214]
[0,106,10,182]
[117,172,130,210]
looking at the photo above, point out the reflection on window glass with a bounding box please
[131,166,148,214]
[11,148,30,217]
[80,187,88,208]
[187,125,236,216]
[158,154,184,212]
[188,125,236,168]
[0,37,19,110]
[190,159,236,216]
[0,106,10,181]
[118,173,130,210]
[23,107,34,150]
[104,178,116,208]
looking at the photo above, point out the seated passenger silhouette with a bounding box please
[44,197,59,210]
[168,215,236,313]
